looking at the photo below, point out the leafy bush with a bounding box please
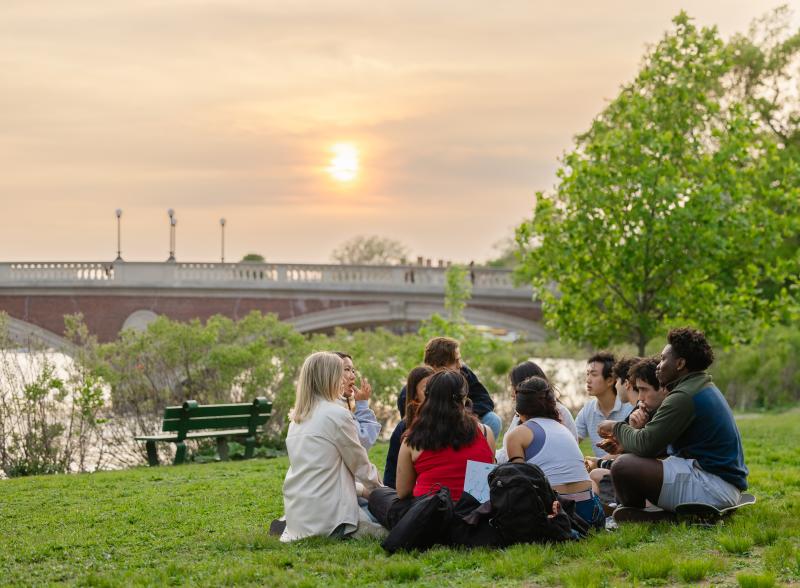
[0,314,107,476]
[712,326,800,409]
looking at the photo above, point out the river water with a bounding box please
[1,352,590,474]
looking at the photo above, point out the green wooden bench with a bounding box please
[134,397,272,466]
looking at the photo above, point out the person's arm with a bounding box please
[461,364,494,417]
[574,405,589,442]
[480,424,496,457]
[613,392,695,457]
[504,425,533,463]
[353,401,381,450]
[383,421,405,489]
[557,403,578,441]
[331,411,382,496]
[495,413,520,464]
[396,441,416,499]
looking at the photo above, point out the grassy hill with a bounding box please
[1,411,799,587]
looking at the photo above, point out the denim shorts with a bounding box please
[573,493,605,528]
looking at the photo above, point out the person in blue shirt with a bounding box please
[575,351,634,457]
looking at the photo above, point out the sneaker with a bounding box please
[269,518,287,537]
[613,505,676,524]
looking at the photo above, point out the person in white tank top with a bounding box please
[504,376,605,529]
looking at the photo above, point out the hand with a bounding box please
[597,420,617,439]
[628,408,650,429]
[547,500,561,519]
[596,437,622,455]
[584,456,599,472]
[354,377,372,402]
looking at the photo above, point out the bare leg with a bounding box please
[589,467,610,495]
[610,454,663,508]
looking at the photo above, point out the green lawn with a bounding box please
[1,412,799,587]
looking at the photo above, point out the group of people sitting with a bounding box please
[276,327,749,542]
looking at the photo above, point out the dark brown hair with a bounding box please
[404,365,435,428]
[509,360,548,387]
[629,356,660,390]
[405,369,478,451]
[423,337,459,368]
[588,351,616,380]
[612,356,640,383]
[514,376,560,422]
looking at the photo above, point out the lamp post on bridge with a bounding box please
[167,209,176,262]
[115,209,123,261]
[220,218,226,263]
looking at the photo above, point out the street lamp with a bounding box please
[115,209,123,261]
[167,209,176,262]
[220,218,226,263]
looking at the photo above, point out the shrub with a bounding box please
[713,325,800,409]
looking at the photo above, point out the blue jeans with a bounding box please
[480,411,502,439]
[574,493,605,529]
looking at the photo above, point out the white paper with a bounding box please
[463,460,497,503]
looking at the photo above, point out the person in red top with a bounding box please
[368,369,495,528]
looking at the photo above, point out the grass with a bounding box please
[1,410,799,586]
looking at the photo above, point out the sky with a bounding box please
[1,1,796,264]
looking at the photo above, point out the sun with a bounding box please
[327,143,360,182]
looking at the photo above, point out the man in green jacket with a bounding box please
[597,328,748,521]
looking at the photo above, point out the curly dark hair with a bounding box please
[612,356,640,383]
[514,376,561,422]
[668,327,715,371]
[588,351,616,379]
[629,356,660,390]
[405,369,478,452]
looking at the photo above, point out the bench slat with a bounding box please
[161,414,269,432]
[163,402,272,419]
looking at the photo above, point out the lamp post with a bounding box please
[115,209,123,261]
[167,209,176,262]
[220,218,226,263]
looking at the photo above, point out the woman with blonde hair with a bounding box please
[281,351,383,542]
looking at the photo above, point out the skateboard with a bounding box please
[675,493,756,522]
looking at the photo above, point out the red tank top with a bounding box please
[412,426,494,501]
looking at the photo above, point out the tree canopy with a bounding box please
[516,11,800,354]
[330,235,410,265]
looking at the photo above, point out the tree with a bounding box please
[330,235,409,265]
[515,12,799,355]
[240,253,265,262]
[444,264,472,323]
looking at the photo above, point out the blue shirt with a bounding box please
[575,395,634,457]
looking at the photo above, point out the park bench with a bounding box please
[134,397,272,466]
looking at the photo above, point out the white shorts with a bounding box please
[658,455,741,512]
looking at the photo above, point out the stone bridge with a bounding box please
[0,261,543,350]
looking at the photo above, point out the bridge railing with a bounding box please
[3,262,115,282]
[0,261,527,295]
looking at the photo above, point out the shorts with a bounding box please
[657,455,741,512]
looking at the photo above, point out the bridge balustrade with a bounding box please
[7,262,114,282]
[0,261,524,294]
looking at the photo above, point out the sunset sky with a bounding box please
[1,1,794,264]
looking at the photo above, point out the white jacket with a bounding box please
[281,400,382,542]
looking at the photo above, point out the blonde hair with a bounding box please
[292,352,344,423]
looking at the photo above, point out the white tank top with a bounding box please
[522,417,590,486]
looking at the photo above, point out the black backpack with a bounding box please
[381,485,454,553]
[487,462,574,545]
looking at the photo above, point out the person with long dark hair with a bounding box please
[496,360,577,463]
[369,369,495,528]
[383,365,435,488]
[504,376,605,528]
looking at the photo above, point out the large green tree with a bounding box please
[516,12,800,354]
